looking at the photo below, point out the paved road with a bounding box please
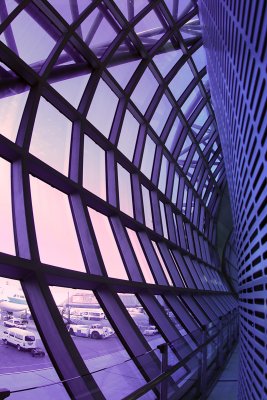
[0,316,160,400]
[0,313,162,375]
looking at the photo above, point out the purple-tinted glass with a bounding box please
[169,63,194,100]
[87,79,118,138]
[83,136,106,200]
[150,95,172,136]
[140,134,156,179]
[126,228,155,284]
[141,185,154,230]
[0,6,59,72]
[153,49,183,77]
[117,164,134,217]
[131,68,158,114]
[0,158,15,255]
[89,207,128,280]
[30,97,72,175]
[30,176,85,271]
[108,60,140,89]
[117,110,139,161]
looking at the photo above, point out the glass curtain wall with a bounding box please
[0,1,237,399]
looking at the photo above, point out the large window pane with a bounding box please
[141,185,153,230]
[0,158,15,255]
[0,64,29,142]
[151,242,173,286]
[0,278,69,400]
[126,228,155,284]
[0,8,57,71]
[153,49,183,77]
[118,110,139,161]
[83,136,106,200]
[50,72,89,109]
[117,164,133,217]
[51,286,153,400]
[30,176,85,271]
[140,135,156,179]
[169,63,194,100]
[89,208,128,280]
[150,96,172,136]
[87,79,118,137]
[159,202,168,239]
[131,68,158,114]
[108,60,140,89]
[158,155,169,193]
[30,97,72,175]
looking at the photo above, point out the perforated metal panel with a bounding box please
[199,0,267,398]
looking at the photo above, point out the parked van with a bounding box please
[2,327,36,351]
[81,309,105,321]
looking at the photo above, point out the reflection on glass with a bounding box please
[193,105,210,128]
[0,159,15,255]
[182,185,188,214]
[169,251,187,287]
[50,71,89,109]
[88,208,128,280]
[169,62,194,100]
[155,296,191,384]
[48,0,74,23]
[51,286,151,399]
[115,0,150,20]
[119,293,164,352]
[181,86,201,117]
[140,135,156,179]
[126,228,155,284]
[87,79,118,137]
[153,49,183,77]
[77,7,117,57]
[1,0,17,16]
[165,117,183,152]
[151,242,173,285]
[30,97,72,175]
[141,185,153,230]
[171,172,180,204]
[83,136,106,200]
[159,202,168,239]
[150,95,172,136]
[117,164,133,217]
[131,68,158,114]
[30,176,85,271]
[118,110,139,161]
[0,278,69,399]
[178,136,192,166]
[89,18,117,55]
[134,9,165,48]
[158,155,169,193]
[108,60,140,88]
[48,0,91,24]
[0,8,57,70]
[0,85,29,142]
[192,46,207,71]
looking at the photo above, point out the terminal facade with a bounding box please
[0,0,265,399]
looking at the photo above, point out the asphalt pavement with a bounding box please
[0,315,159,400]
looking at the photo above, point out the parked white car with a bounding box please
[2,327,36,351]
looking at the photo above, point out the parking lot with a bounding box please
[0,314,161,400]
[0,312,162,375]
